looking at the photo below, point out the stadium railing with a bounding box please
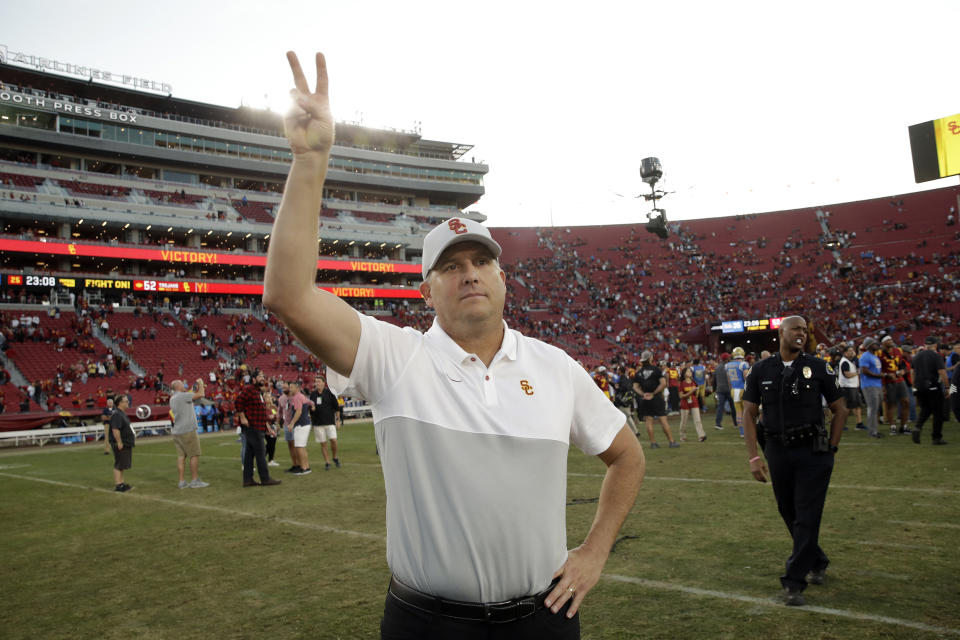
[0,419,172,448]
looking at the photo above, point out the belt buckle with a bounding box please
[484,597,535,624]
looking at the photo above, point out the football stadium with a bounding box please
[1,45,959,640]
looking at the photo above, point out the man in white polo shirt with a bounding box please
[263,50,645,639]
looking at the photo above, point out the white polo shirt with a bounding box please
[328,312,624,603]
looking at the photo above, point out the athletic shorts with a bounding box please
[842,387,862,409]
[173,431,202,458]
[884,381,908,404]
[292,424,311,447]
[313,424,337,443]
[112,445,133,471]
[638,395,666,419]
[731,388,744,403]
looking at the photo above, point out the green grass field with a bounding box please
[1,415,958,639]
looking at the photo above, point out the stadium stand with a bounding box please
[231,198,275,224]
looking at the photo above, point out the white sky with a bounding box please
[2,0,958,227]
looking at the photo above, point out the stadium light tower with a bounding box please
[640,157,669,239]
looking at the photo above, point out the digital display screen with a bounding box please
[2,273,421,298]
[0,239,420,273]
[4,274,76,288]
[909,112,960,183]
[721,320,744,334]
[720,317,783,334]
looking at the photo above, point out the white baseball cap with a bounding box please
[421,218,502,279]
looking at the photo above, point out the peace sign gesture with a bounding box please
[284,51,335,157]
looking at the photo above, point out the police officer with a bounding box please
[742,316,847,607]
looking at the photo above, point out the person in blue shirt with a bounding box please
[858,339,884,438]
[725,347,750,436]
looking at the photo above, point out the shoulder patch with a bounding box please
[825,363,835,375]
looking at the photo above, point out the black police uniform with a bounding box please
[744,352,842,592]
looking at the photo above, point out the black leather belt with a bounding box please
[387,576,557,624]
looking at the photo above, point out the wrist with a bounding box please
[291,151,331,170]
[749,455,761,463]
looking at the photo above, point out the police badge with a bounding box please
[802,366,812,379]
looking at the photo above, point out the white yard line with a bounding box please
[0,471,384,541]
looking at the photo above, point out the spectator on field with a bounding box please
[713,355,736,430]
[308,376,341,470]
[235,371,282,488]
[280,380,314,475]
[632,350,678,449]
[838,345,865,431]
[169,379,210,489]
[859,339,884,438]
[108,394,134,492]
[677,367,706,442]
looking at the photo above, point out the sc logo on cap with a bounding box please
[448,219,468,235]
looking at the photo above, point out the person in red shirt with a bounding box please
[592,366,611,399]
[677,367,706,442]
[235,372,282,488]
[879,336,910,434]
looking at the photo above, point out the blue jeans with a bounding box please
[714,391,735,427]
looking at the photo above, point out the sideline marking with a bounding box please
[603,574,960,636]
[3,471,957,636]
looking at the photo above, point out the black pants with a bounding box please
[242,428,270,483]
[763,439,834,591]
[668,387,680,412]
[380,591,579,640]
[265,433,277,461]
[914,388,945,441]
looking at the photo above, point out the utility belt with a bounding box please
[758,423,829,452]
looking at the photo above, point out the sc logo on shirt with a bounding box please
[520,380,534,396]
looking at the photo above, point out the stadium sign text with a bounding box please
[0,90,138,123]
[160,250,219,265]
[0,44,172,93]
[349,261,396,273]
[0,239,421,273]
